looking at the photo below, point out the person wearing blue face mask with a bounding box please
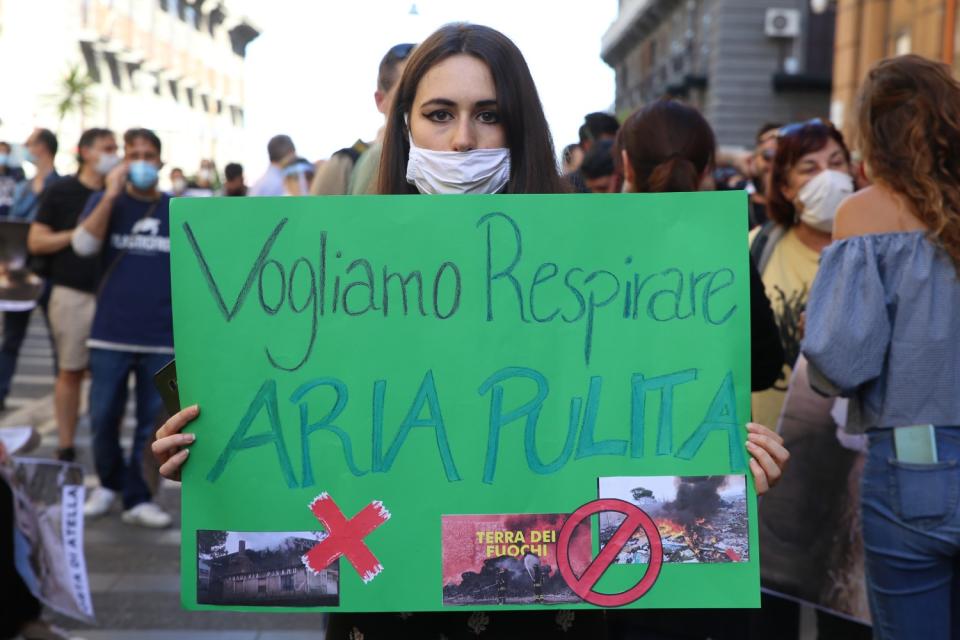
[71,127,174,529]
[29,127,116,461]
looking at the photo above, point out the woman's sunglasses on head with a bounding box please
[778,118,835,138]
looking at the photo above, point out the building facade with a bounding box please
[602,0,836,147]
[0,0,259,178]
[831,0,954,139]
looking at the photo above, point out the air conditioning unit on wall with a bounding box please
[765,8,801,38]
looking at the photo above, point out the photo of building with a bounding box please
[197,531,339,607]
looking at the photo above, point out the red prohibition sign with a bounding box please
[557,498,663,607]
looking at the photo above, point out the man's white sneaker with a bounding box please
[83,487,116,518]
[121,502,172,528]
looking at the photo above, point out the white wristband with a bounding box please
[71,226,103,256]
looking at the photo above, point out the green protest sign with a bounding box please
[171,192,757,613]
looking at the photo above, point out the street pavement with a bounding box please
[2,316,327,640]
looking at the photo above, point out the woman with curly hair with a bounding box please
[802,54,960,639]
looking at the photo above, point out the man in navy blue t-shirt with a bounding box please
[73,128,173,528]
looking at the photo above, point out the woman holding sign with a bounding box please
[155,23,789,640]
[615,100,810,640]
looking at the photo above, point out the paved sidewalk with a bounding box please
[2,316,326,639]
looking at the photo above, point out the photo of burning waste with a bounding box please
[598,475,750,565]
[441,513,592,606]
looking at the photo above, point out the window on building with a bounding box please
[79,42,102,83]
[186,87,195,108]
[894,31,912,56]
[258,576,266,593]
[125,63,140,91]
[104,53,123,90]
[805,3,837,77]
[282,574,294,591]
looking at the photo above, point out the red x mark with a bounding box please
[301,492,391,583]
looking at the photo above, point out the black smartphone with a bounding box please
[153,359,180,415]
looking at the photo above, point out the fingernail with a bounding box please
[186,434,196,443]
[746,441,757,449]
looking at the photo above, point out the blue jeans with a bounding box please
[862,427,960,639]
[89,348,169,510]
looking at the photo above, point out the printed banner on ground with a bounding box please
[171,193,757,612]
[2,457,94,622]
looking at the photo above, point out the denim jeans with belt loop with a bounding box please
[861,427,960,639]
[89,348,170,510]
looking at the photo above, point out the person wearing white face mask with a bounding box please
[377,24,565,196]
[27,127,117,463]
[72,128,174,529]
[748,119,855,435]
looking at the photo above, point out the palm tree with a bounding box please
[50,65,97,131]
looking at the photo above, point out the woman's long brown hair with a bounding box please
[377,23,565,195]
[858,54,960,270]
[620,99,715,194]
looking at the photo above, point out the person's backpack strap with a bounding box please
[750,221,785,274]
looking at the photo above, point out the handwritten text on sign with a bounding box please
[182,211,744,488]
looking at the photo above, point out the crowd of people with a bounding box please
[1,20,957,640]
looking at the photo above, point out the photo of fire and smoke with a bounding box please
[598,475,749,564]
[441,513,592,606]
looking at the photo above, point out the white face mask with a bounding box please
[406,138,511,194]
[797,169,854,233]
[96,152,121,176]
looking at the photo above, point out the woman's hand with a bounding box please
[746,422,789,495]
[152,405,199,482]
